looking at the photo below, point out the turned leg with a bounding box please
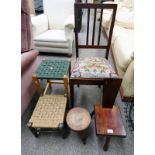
[63,75,69,97]
[47,80,52,91]
[103,136,111,151]
[32,74,43,95]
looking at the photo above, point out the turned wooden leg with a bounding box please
[63,75,69,96]
[47,79,52,91]
[103,136,111,151]
[32,74,43,95]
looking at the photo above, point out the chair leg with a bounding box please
[69,83,74,108]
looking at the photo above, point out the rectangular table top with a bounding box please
[95,104,126,137]
[35,59,70,79]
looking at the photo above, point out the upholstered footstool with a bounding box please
[27,95,69,138]
[66,107,91,144]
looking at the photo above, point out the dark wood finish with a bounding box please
[69,78,122,108]
[71,3,120,111]
[98,8,103,45]
[86,8,90,45]
[78,130,87,144]
[103,136,111,151]
[92,8,97,45]
[102,78,122,108]
[74,2,117,58]
[95,104,126,137]
[95,104,126,150]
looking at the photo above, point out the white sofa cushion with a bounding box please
[116,7,134,29]
[34,41,69,48]
[102,1,134,29]
[34,30,68,43]
[112,27,134,72]
[43,0,74,29]
[31,14,49,37]
[122,0,134,9]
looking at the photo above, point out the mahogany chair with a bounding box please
[70,2,118,108]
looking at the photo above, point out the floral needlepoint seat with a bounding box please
[71,57,118,78]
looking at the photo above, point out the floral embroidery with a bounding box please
[71,57,117,78]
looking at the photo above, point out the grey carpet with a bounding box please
[21,9,134,155]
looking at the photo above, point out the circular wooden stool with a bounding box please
[66,107,91,144]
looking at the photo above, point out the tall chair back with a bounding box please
[74,2,117,59]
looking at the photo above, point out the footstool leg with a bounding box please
[63,75,69,96]
[59,123,69,139]
[47,80,52,91]
[27,122,39,138]
[32,74,43,95]
[78,130,87,144]
[103,136,111,151]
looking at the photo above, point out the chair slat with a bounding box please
[86,8,90,45]
[92,8,97,45]
[98,8,103,45]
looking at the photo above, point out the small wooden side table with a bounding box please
[95,104,126,151]
[66,107,91,144]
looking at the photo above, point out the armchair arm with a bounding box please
[64,14,75,40]
[31,14,49,37]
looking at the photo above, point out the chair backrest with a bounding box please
[43,0,74,29]
[74,2,117,59]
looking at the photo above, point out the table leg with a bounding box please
[103,136,111,151]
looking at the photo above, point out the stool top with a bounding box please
[29,95,67,128]
[35,59,70,79]
[66,107,91,131]
[95,104,126,137]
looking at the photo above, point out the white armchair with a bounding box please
[31,0,75,56]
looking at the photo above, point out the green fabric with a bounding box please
[36,60,70,79]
